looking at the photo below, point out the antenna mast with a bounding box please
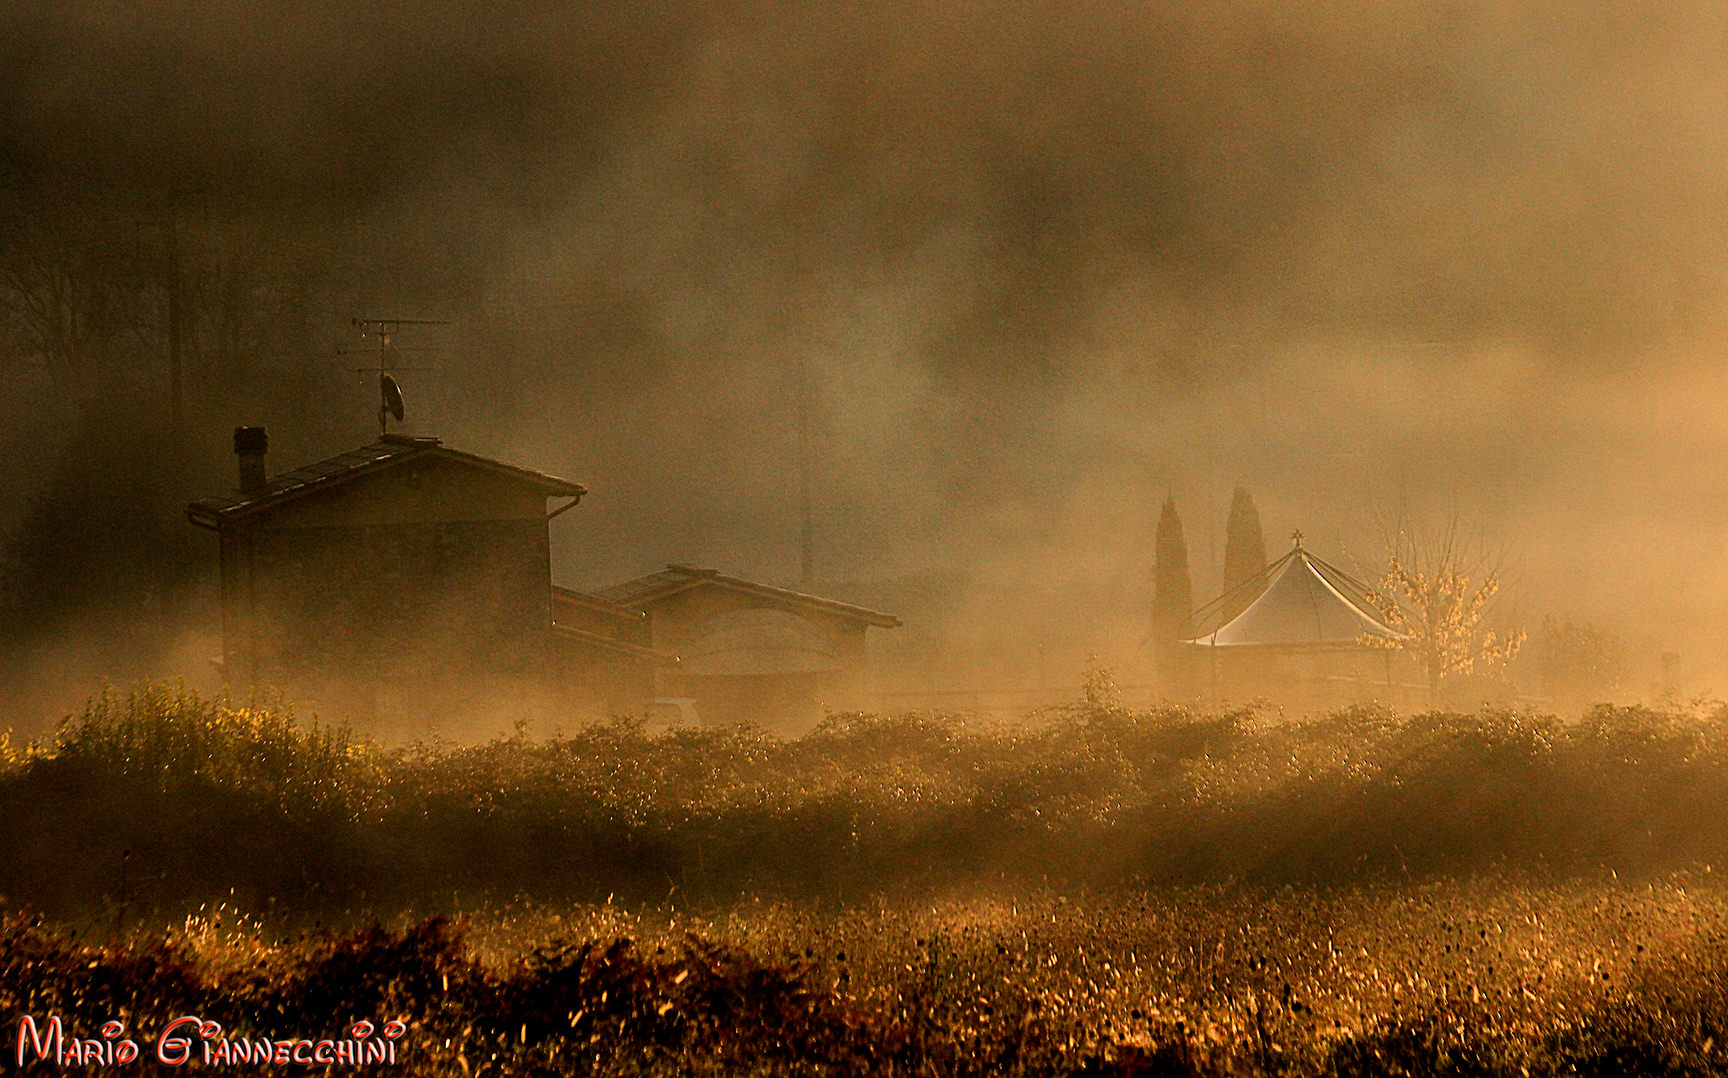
[345,317,447,436]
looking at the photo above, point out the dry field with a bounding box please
[7,686,1728,1074]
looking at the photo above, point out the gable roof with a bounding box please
[592,564,902,628]
[1188,545,1406,649]
[186,434,584,529]
[551,585,645,624]
[551,624,680,664]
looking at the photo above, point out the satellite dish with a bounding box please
[380,373,405,423]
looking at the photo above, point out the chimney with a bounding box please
[234,426,268,493]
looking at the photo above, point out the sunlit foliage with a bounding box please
[1360,525,1525,701]
[8,686,1728,925]
[7,881,1728,1076]
[11,686,1728,1072]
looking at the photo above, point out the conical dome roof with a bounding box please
[1188,543,1405,649]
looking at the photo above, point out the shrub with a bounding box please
[10,685,1728,919]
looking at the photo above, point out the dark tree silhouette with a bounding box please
[1152,495,1195,696]
[1221,485,1266,619]
[1152,493,1194,639]
[1537,615,1626,710]
[0,394,200,646]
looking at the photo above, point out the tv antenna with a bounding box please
[342,317,447,435]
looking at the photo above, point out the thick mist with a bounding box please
[3,0,1727,717]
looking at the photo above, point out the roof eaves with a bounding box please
[691,568,902,628]
[420,443,586,497]
[589,565,902,627]
[551,585,647,621]
[590,571,705,608]
[187,444,418,523]
[185,440,584,526]
[551,624,680,664]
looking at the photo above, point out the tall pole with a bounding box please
[797,359,814,588]
[378,334,390,436]
[166,210,185,458]
[154,201,189,632]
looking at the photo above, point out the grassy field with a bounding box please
[7,685,1728,1074]
[6,880,1728,1075]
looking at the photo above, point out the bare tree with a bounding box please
[1358,514,1525,703]
[0,177,152,395]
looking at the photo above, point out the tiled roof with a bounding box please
[592,568,704,609]
[550,585,645,622]
[186,434,584,528]
[551,624,679,664]
[592,564,901,628]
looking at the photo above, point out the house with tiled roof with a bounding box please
[187,427,590,731]
[561,563,900,731]
[188,428,898,734]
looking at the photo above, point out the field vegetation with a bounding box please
[7,684,1728,919]
[8,879,1728,1075]
[8,684,1728,1074]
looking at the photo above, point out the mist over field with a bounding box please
[3,0,1728,721]
[14,12,1728,1072]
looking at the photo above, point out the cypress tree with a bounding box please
[1221,485,1267,617]
[1152,495,1194,644]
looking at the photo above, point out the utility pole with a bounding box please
[166,212,184,456]
[797,358,814,588]
[140,189,201,467]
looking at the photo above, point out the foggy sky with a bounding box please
[6,0,1728,692]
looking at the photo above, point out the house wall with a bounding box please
[639,586,875,731]
[219,459,556,730]
[546,593,660,720]
[549,637,658,721]
[1204,647,1428,712]
[550,592,651,646]
[640,587,858,657]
